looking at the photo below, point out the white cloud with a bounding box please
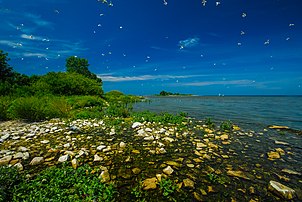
[182,80,255,86]
[178,37,200,49]
[98,74,199,82]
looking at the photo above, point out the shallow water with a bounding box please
[134,96,302,131]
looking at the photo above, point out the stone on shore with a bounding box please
[163,166,174,175]
[143,177,157,190]
[71,158,78,169]
[30,157,44,166]
[268,180,296,200]
[132,122,143,129]
[58,154,69,163]
[0,155,12,166]
[183,178,195,188]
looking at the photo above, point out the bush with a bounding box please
[0,166,23,202]
[8,96,71,121]
[0,96,13,120]
[31,72,103,96]
[67,96,105,109]
[13,164,116,202]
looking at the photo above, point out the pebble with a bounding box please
[29,157,44,166]
[183,178,195,188]
[163,166,174,175]
[58,154,69,163]
[143,177,157,190]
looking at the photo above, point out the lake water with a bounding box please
[134,96,302,131]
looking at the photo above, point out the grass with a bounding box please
[0,164,117,202]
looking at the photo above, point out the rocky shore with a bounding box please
[1,118,301,201]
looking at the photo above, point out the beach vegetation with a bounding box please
[220,120,233,131]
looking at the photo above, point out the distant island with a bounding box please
[157,90,193,96]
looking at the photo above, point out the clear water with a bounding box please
[134,96,302,131]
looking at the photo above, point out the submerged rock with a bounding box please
[143,177,157,190]
[227,170,251,180]
[268,180,296,200]
[267,151,280,160]
[282,169,301,176]
[183,178,195,188]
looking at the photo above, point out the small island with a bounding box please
[157,90,193,96]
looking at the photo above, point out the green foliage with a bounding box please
[0,96,13,120]
[220,120,233,131]
[67,95,105,109]
[204,118,215,129]
[206,173,229,185]
[13,164,116,202]
[0,166,23,202]
[132,111,187,124]
[66,56,102,83]
[31,72,103,96]
[159,178,177,199]
[0,50,14,83]
[8,96,71,121]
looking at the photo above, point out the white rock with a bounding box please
[22,152,30,160]
[162,137,174,143]
[119,142,126,148]
[94,154,103,162]
[13,152,24,159]
[97,145,106,151]
[268,180,296,200]
[58,154,69,163]
[144,136,155,141]
[145,128,152,132]
[64,143,71,148]
[18,146,29,152]
[159,128,166,133]
[30,157,44,166]
[132,122,143,129]
[163,166,174,175]
[93,123,99,127]
[1,133,10,140]
[137,129,146,136]
[14,162,23,171]
[41,140,50,144]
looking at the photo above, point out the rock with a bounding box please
[58,154,69,163]
[156,148,167,154]
[132,150,140,154]
[267,151,280,160]
[183,178,195,188]
[97,145,106,151]
[162,137,174,142]
[64,151,75,156]
[282,169,301,176]
[220,134,229,141]
[274,140,289,145]
[94,154,103,162]
[193,192,203,201]
[187,164,195,168]
[268,180,296,200]
[165,161,181,168]
[18,146,29,152]
[144,136,154,141]
[103,146,111,152]
[29,157,44,166]
[227,170,251,180]
[100,169,111,183]
[163,166,174,175]
[143,177,157,190]
[14,162,23,171]
[22,152,30,160]
[41,140,50,144]
[132,167,141,175]
[269,125,289,129]
[0,155,12,166]
[1,133,10,140]
[132,122,143,129]
[119,142,126,148]
[13,152,24,159]
[63,143,71,148]
[145,128,152,132]
[71,158,78,169]
[196,142,207,149]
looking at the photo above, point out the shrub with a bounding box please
[0,166,23,202]
[0,96,13,120]
[31,72,103,96]
[8,96,71,121]
[13,164,116,202]
[67,96,105,109]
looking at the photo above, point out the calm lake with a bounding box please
[134,96,302,131]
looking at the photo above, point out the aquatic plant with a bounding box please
[220,120,233,131]
[159,178,177,199]
[204,117,215,129]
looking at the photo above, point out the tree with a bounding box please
[0,50,14,83]
[65,56,102,83]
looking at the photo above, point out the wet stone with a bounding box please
[227,170,251,180]
[183,178,195,188]
[268,180,296,200]
[267,151,280,160]
[163,166,174,175]
[143,177,157,190]
[132,167,141,175]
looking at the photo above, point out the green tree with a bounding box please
[0,50,14,83]
[65,56,102,83]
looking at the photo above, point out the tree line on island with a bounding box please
[158,90,192,96]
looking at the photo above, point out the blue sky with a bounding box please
[0,0,301,95]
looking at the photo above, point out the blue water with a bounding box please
[134,96,302,130]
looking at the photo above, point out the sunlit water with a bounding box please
[134,96,302,131]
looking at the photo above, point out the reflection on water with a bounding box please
[134,96,302,130]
